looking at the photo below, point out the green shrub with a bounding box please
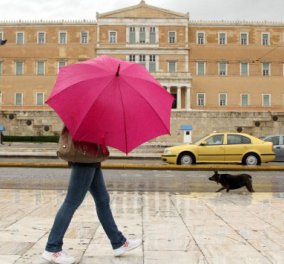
[2,135,59,143]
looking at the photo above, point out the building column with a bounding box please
[166,86,170,94]
[146,27,150,43]
[156,27,159,44]
[185,55,189,72]
[177,86,182,109]
[185,85,191,110]
[126,27,129,43]
[135,27,139,43]
[96,24,100,48]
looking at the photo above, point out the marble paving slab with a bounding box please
[0,189,283,263]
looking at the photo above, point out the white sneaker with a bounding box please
[42,250,75,264]
[113,239,142,257]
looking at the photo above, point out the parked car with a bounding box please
[260,135,284,162]
[161,132,275,165]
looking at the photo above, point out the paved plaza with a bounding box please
[0,189,283,264]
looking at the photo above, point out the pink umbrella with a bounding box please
[46,55,174,154]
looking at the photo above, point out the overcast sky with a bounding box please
[0,0,283,22]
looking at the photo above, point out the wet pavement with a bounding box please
[0,142,284,263]
[0,189,283,264]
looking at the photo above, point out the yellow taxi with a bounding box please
[161,132,275,165]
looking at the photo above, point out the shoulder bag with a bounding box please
[57,127,109,163]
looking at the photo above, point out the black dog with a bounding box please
[209,170,255,192]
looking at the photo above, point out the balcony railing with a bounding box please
[152,71,192,80]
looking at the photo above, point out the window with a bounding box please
[197,93,205,106]
[262,33,270,46]
[139,27,145,43]
[227,134,251,144]
[219,32,227,45]
[58,60,67,72]
[139,55,146,67]
[219,62,227,76]
[240,32,248,45]
[129,55,136,62]
[264,136,280,145]
[0,32,3,40]
[16,32,24,44]
[36,92,44,105]
[15,93,23,105]
[169,32,176,44]
[150,27,156,44]
[171,93,177,109]
[241,94,249,106]
[36,61,45,75]
[15,61,24,75]
[37,32,46,44]
[196,61,205,75]
[149,55,156,73]
[219,93,227,106]
[59,32,67,44]
[262,94,271,107]
[168,61,176,73]
[240,62,249,76]
[262,63,270,76]
[205,135,224,145]
[197,32,205,45]
[109,31,117,44]
[80,32,88,44]
[129,27,136,44]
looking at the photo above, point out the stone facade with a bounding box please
[0,1,284,140]
[1,110,283,143]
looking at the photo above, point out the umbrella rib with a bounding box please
[116,80,129,153]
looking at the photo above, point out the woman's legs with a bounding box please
[45,164,95,252]
[89,168,126,249]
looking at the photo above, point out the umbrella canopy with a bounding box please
[46,55,174,154]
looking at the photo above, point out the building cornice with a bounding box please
[1,19,283,27]
[189,20,284,27]
[0,19,97,26]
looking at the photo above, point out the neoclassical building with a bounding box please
[0,1,284,137]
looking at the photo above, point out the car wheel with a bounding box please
[179,153,194,165]
[244,154,259,165]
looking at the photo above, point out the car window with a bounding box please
[228,134,251,144]
[264,136,280,145]
[205,135,224,145]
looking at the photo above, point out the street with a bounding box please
[0,167,283,192]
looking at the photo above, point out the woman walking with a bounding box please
[42,161,141,264]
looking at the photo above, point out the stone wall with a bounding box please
[164,111,284,144]
[0,110,283,144]
[0,111,62,136]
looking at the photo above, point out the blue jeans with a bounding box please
[45,164,126,252]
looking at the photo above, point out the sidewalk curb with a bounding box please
[1,161,284,171]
